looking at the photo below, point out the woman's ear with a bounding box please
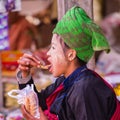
[67,49,77,61]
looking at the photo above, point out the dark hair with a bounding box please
[64,42,87,66]
[76,56,87,66]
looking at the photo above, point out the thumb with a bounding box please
[39,107,48,120]
[39,107,44,115]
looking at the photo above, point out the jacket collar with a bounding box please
[63,65,87,90]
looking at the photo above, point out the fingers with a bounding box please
[21,105,48,120]
[17,53,49,77]
[18,53,45,68]
[17,57,31,73]
[18,56,36,69]
[39,107,48,120]
[21,105,38,120]
[17,53,40,77]
[21,105,30,119]
[23,53,41,64]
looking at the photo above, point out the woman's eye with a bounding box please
[51,46,55,49]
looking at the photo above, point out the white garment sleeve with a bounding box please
[16,70,32,84]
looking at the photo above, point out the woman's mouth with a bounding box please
[48,64,53,73]
[40,64,51,70]
[46,59,52,72]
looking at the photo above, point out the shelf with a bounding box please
[1,76,17,84]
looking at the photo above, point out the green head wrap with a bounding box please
[53,6,110,62]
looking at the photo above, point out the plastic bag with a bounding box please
[8,84,40,119]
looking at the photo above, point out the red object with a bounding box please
[111,100,120,120]
[44,83,64,120]
[1,50,23,76]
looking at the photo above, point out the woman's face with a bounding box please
[47,34,69,77]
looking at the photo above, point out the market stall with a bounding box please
[0,0,56,119]
[0,0,120,119]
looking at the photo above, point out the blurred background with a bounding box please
[0,0,120,119]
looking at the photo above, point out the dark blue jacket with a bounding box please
[19,66,116,120]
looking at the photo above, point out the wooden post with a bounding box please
[57,0,93,20]
[0,52,3,109]
[57,0,95,70]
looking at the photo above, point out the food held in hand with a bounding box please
[40,64,51,70]
[25,91,40,118]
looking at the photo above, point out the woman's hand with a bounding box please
[21,105,48,120]
[17,53,44,78]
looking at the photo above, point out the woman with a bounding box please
[17,6,117,120]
